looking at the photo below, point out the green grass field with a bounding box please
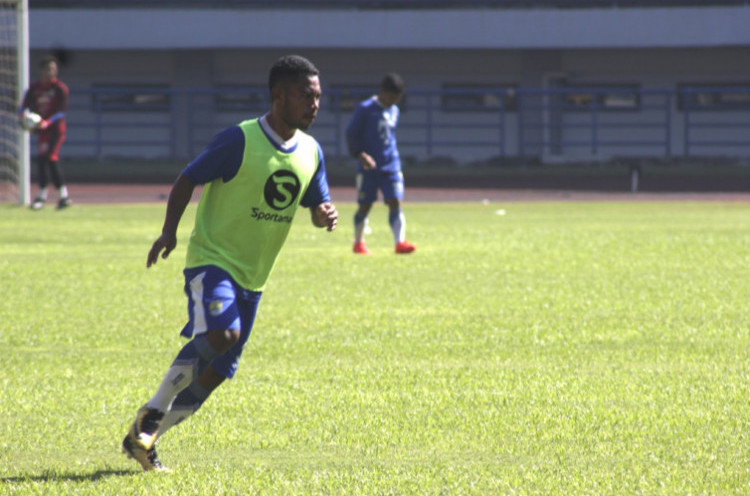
[1,199,748,495]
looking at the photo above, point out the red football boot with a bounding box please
[395,240,416,254]
[353,241,371,255]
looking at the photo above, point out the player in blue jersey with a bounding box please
[346,73,416,255]
[121,55,338,472]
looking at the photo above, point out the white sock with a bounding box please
[145,361,196,413]
[354,215,368,243]
[157,406,194,438]
[155,381,212,440]
[390,211,406,243]
[59,185,68,199]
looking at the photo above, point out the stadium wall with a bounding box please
[28,5,750,50]
[25,4,750,162]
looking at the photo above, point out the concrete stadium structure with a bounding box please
[27,1,750,163]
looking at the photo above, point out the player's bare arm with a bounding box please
[358,151,377,170]
[147,174,196,267]
[312,202,338,231]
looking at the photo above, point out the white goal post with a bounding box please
[0,0,29,205]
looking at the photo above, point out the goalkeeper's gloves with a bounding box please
[37,119,50,130]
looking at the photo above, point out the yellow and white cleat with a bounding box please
[122,432,171,472]
[130,406,164,451]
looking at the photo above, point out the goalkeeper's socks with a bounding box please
[146,335,219,413]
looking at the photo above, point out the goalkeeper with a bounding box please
[19,55,71,210]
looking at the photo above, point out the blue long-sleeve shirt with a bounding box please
[345,96,401,173]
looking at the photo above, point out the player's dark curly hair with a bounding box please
[381,73,406,95]
[268,55,319,93]
[40,55,58,68]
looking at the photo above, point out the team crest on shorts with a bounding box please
[209,300,224,316]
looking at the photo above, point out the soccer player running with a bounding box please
[121,55,338,472]
[346,73,416,255]
[19,55,72,210]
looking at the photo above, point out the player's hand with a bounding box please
[147,232,177,267]
[315,202,338,232]
[359,152,377,171]
[37,119,50,130]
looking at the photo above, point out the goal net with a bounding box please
[0,0,29,205]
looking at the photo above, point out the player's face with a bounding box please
[40,62,58,82]
[279,75,321,131]
[379,90,403,108]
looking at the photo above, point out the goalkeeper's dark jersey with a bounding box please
[21,78,68,132]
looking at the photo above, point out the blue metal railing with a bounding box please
[54,86,750,162]
[517,88,673,158]
[681,86,750,156]
[68,87,176,160]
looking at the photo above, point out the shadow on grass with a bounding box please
[2,468,137,484]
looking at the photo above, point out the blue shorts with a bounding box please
[181,265,262,379]
[356,170,404,204]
